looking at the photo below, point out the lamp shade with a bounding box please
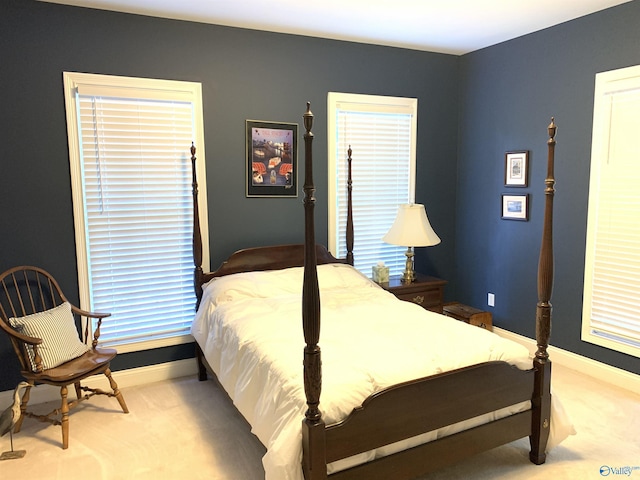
[382,204,441,247]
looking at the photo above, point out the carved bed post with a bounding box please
[301,103,327,480]
[530,118,556,464]
[191,143,208,382]
[346,146,354,266]
[191,143,203,305]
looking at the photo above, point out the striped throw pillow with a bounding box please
[9,302,90,372]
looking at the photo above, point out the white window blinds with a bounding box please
[582,65,640,358]
[63,72,208,352]
[328,93,417,276]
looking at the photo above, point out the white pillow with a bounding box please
[202,263,377,307]
[9,302,90,372]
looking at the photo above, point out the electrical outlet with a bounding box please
[488,293,495,307]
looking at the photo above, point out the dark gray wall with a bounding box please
[2,0,639,393]
[0,0,459,390]
[456,1,640,375]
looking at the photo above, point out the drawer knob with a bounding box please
[412,295,424,305]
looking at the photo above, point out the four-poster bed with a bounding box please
[190,103,571,479]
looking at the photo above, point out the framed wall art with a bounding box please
[504,150,529,187]
[246,120,298,197]
[501,193,529,221]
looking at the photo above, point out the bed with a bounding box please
[190,103,573,480]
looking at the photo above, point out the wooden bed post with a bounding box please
[190,143,208,382]
[191,143,204,305]
[301,102,327,480]
[346,146,354,266]
[530,118,556,464]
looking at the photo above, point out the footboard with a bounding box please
[316,362,535,480]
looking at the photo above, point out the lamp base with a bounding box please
[401,247,416,283]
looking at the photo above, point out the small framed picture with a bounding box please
[504,150,529,187]
[246,120,298,197]
[502,194,529,221]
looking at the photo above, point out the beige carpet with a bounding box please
[1,362,638,480]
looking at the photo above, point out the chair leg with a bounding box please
[74,381,82,400]
[104,368,129,414]
[60,385,70,450]
[13,383,33,433]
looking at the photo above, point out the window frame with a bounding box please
[581,64,640,358]
[63,72,209,353]
[327,92,417,276]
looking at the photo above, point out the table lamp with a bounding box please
[382,204,440,283]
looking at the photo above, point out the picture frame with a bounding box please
[502,193,529,221]
[246,120,298,197]
[504,150,529,187]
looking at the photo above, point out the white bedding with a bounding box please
[191,263,574,480]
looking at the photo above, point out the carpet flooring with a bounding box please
[1,362,638,479]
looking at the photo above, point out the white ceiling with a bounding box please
[40,0,632,54]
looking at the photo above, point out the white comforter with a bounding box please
[191,263,574,479]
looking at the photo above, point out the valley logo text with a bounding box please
[600,465,640,476]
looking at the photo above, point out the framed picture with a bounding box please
[504,150,529,187]
[502,194,529,221]
[246,120,298,197]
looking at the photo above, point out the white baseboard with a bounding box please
[0,357,198,406]
[494,326,640,396]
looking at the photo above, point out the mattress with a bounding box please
[191,263,574,479]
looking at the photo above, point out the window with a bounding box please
[582,64,640,358]
[328,92,417,276]
[63,72,209,353]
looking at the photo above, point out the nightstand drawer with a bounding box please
[380,273,446,313]
[393,289,442,310]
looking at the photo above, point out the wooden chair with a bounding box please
[0,266,128,449]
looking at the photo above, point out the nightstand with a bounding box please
[379,273,447,313]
